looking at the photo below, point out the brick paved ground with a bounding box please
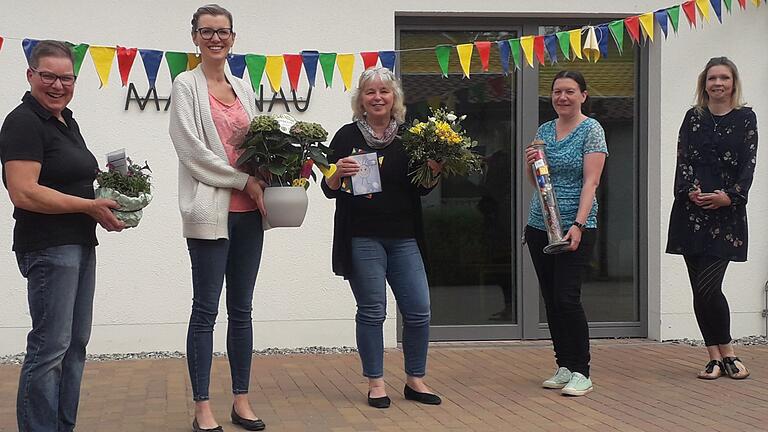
[1,341,767,431]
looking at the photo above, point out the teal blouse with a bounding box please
[527,117,608,231]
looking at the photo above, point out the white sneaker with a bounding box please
[542,367,572,389]
[561,372,593,396]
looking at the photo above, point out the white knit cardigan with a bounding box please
[168,66,257,239]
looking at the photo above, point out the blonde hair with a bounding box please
[694,56,745,113]
[351,67,406,124]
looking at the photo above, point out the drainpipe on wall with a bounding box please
[764,280,768,337]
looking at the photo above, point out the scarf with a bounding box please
[356,118,399,149]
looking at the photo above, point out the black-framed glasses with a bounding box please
[196,27,233,40]
[30,68,77,86]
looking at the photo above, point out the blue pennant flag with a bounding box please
[710,0,723,23]
[227,54,247,78]
[22,39,40,64]
[497,40,511,75]
[378,51,397,72]
[655,10,670,38]
[544,34,559,63]
[301,50,320,87]
[139,49,163,88]
[597,25,609,59]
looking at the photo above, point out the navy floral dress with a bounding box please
[666,107,758,262]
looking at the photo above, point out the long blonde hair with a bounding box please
[693,56,745,113]
[351,67,406,124]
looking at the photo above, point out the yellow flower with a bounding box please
[409,122,427,135]
[292,178,308,187]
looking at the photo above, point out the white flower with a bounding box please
[459,115,467,121]
[446,113,457,122]
[428,116,436,122]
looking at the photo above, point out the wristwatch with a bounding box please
[572,221,586,231]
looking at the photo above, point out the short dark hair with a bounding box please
[551,70,590,114]
[191,4,234,32]
[28,40,74,69]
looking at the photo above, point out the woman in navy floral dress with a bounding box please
[667,57,758,380]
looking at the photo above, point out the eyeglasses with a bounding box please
[30,68,77,87]
[195,27,233,40]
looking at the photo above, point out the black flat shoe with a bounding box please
[404,384,442,405]
[367,391,391,409]
[192,418,224,432]
[231,407,266,431]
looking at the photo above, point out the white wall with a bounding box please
[0,0,765,355]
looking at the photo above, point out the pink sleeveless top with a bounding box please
[208,92,257,212]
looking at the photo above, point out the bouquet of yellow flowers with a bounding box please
[402,107,483,186]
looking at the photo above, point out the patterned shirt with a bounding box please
[527,117,608,231]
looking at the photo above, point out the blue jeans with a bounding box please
[348,237,431,378]
[15,245,96,432]
[186,211,264,401]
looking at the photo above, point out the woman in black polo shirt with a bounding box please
[0,40,123,432]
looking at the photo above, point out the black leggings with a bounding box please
[683,255,732,346]
[525,226,596,377]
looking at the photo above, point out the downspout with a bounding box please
[764,281,768,337]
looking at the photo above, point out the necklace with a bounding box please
[708,107,731,133]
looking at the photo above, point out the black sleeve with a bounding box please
[321,125,354,199]
[0,111,45,164]
[672,110,695,200]
[725,109,758,206]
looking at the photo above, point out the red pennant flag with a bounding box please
[682,0,698,26]
[474,41,492,71]
[116,46,138,87]
[360,52,379,70]
[283,54,303,92]
[533,36,546,65]
[0,37,4,52]
[737,0,746,8]
[624,16,641,43]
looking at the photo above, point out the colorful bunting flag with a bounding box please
[71,43,89,77]
[319,53,337,87]
[544,34,559,63]
[139,49,163,88]
[165,52,188,82]
[187,53,201,71]
[750,0,760,7]
[475,41,491,71]
[608,20,625,54]
[497,40,511,74]
[283,54,303,91]
[533,36,546,65]
[245,54,267,91]
[710,0,724,21]
[301,50,319,87]
[336,53,355,91]
[738,0,746,9]
[456,44,473,77]
[265,55,284,93]
[0,37,4,52]
[683,1,698,27]
[668,5,682,32]
[509,39,522,70]
[89,46,116,88]
[625,16,641,43]
[583,26,600,62]
[116,46,137,86]
[723,0,733,12]
[639,12,655,42]
[378,51,396,71]
[696,0,712,21]
[596,25,609,58]
[360,51,379,70]
[227,54,246,78]
[655,10,670,39]
[556,31,570,59]
[22,39,39,64]
[435,45,451,77]
[520,36,535,67]
[568,29,583,59]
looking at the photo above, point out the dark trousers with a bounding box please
[525,226,596,377]
[186,211,264,402]
[683,255,732,346]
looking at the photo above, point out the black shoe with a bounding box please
[231,407,266,431]
[192,418,224,432]
[404,384,442,405]
[367,391,391,409]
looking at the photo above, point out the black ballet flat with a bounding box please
[231,407,266,431]
[192,418,224,432]
[404,384,442,405]
[367,391,391,409]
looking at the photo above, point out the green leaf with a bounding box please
[267,162,287,176]
[235,147,259,167]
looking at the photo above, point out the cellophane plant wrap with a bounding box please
[95,160,153,228]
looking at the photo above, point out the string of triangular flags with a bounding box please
[0,0,763,92]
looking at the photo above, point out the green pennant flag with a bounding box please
[245,54,267,91]
[435,45,451,77]
[319,53,337,88]
[164,52,188,82]
[509,39,522,70]
[70,43,89,77]
[667,5,681,33]
[723,0,732,12]
[556,32,570,60]
[608,20,625,55]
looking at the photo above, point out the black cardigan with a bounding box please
[321,123,436,278]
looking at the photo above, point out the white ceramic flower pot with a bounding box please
[262,186,308,228]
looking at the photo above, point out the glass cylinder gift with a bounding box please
[529,139,570,254]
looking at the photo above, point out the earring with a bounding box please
[194,45,200,58]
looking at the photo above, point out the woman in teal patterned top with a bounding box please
[524,70,608,397]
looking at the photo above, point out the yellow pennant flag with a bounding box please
[187,53,201,70]
[89,46,116,88]
[583,26,600,63]
[751,0,760,6]
[336,54,355,91]
[568,29,583,60]
[456,43,473,78]
[696,0,711,21]
[639,12,655,42]
[265,55,284,93]
[520,36,535,67]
